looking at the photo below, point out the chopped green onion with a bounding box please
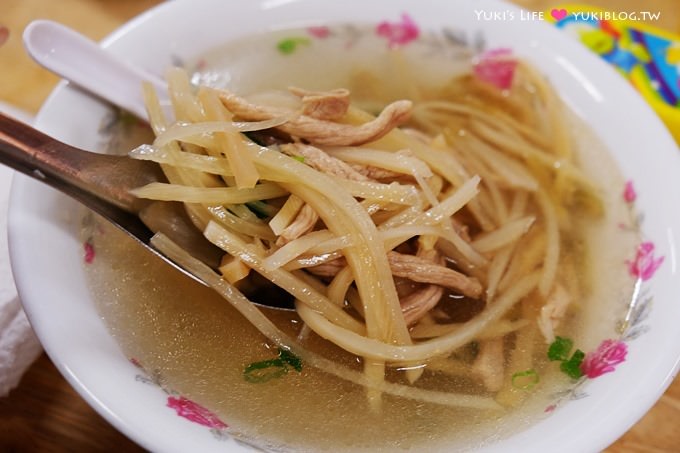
[560,349,585,379]
[548,336,573,362]
[292,155,306,163]
[243,348,302,383]
[547,337,586,379]
[511,369,539,391]
[279,349,303,372]
[277,37,311,55]
[243,358,287,383]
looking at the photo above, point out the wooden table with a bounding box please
[0,0,679,451]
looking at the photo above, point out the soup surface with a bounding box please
[85,27,638,451]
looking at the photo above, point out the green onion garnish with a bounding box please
[511,369,539,391]
[547,336,585,379]
[548,336,573,362]
[243,348,302,383]
[278,349,303,372]
[243,359,288,383]
[560,349,585,379]
[277,37,311,55]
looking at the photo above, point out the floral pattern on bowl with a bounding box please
[543,179,664,412]
[272,13,483,59]
[130,357,276,452]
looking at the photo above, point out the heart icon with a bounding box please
[551,8,568,21]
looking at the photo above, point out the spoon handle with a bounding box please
[0,112,162,213]
[0,112,225,277]
[23,20,168,121]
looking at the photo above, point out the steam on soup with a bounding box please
[85,25,638,451]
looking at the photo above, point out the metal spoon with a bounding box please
[0,112,294,310]
[19,20,295,309]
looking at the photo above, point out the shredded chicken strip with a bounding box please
[280,143,370,181]
[400,284,445,326]
[388,252,483,298]
[219,90,412,146]
[275,143,367,246]
[283,142,404,181]
[537,283,570,343]
[307,251,482,298]
[471,338,505,392]
[288,87,351,121]
[349,163,404,181]
[305,256,348,276]
[276,204,319,246]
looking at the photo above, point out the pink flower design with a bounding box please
[83,240,95,264]
[627,241,664,281]
[307,26,330,39]
[167,396,228,429]
[580,339,627,379]
[129,357,143,368]
[473,48,517,90]
[623,180,637,203]
[376,13,420,48]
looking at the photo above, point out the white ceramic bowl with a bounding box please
[9,0,680,451]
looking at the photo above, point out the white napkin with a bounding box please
[0,103,43,396]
